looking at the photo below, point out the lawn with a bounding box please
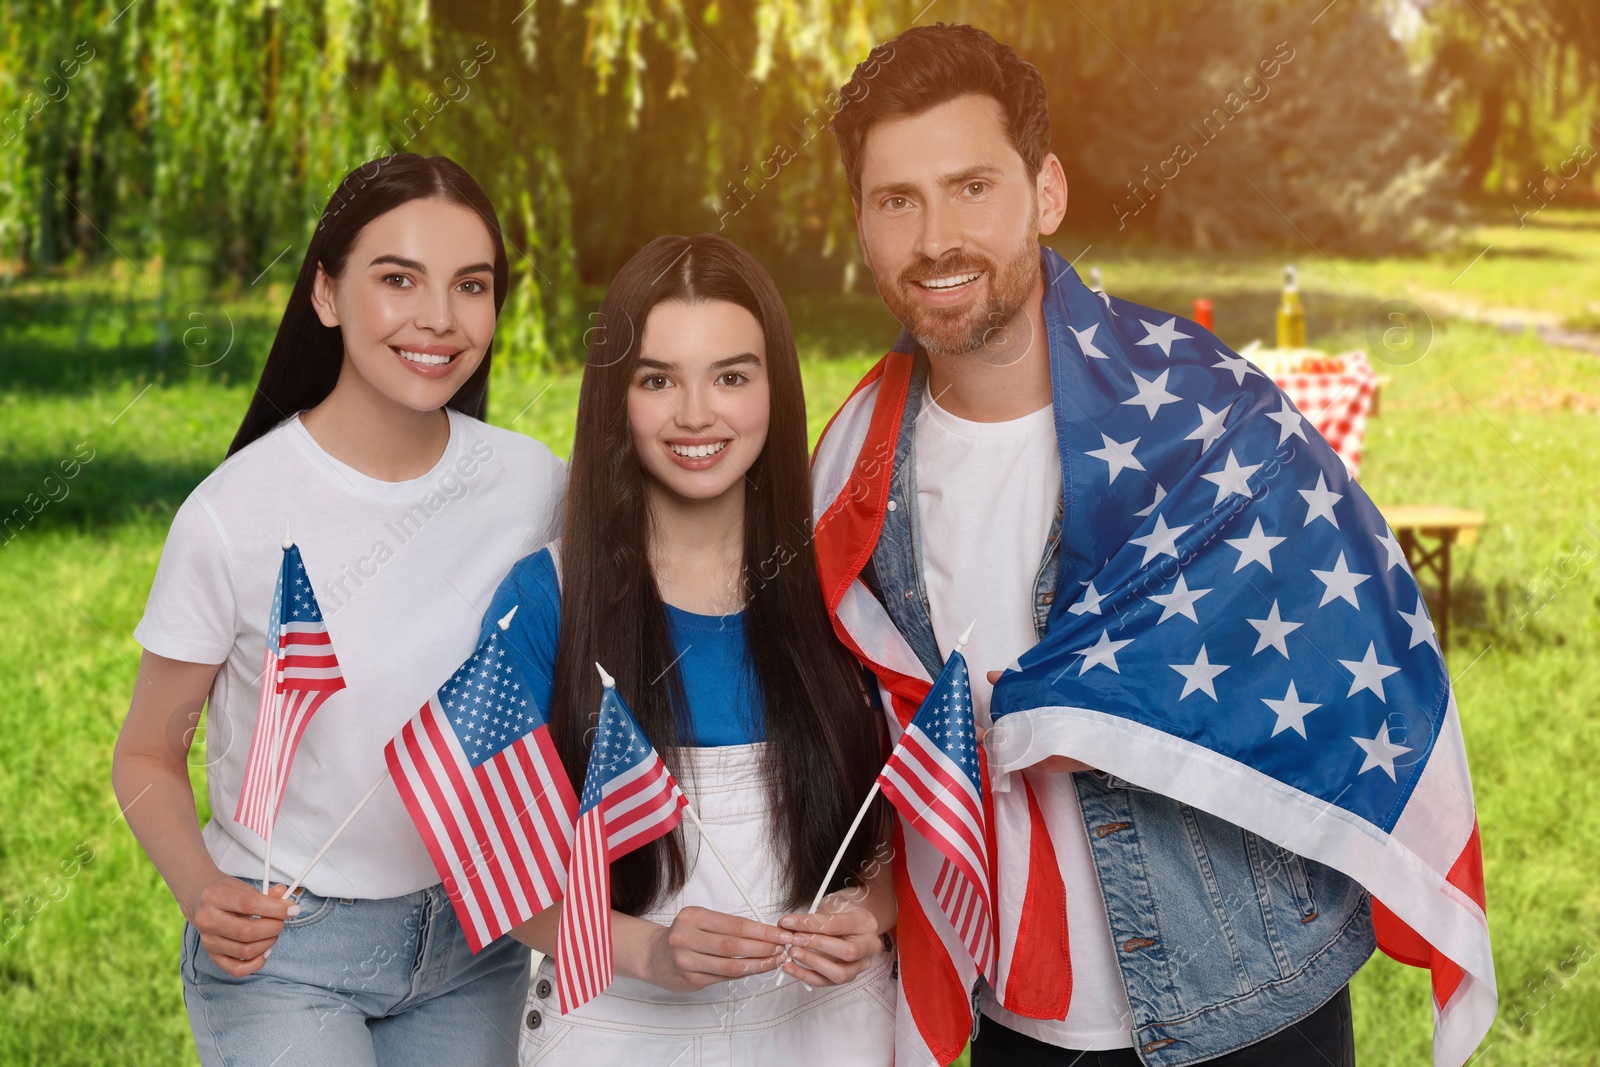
[2,211,1597,1065]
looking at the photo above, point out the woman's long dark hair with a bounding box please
[227,154,510,457]
[552,234,887,914]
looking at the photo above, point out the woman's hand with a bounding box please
[183,872,297,978]
[636,906,791,993]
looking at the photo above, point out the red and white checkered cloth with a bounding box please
[1273,349,1379,478]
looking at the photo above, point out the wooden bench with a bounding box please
[1374,505,1486,655]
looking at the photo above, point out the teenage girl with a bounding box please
[112,154,565,1067]
[486,234,897,1064]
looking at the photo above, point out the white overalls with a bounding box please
[518,744,896,1066]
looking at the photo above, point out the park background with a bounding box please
[2,0,1598,1063]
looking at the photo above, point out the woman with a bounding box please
[484,234,897,1064]
[112,153,564,1066]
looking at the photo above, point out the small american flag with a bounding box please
[878,648,995,982]
[235,543,346,838]
[386,613,578,953]
[557,673,687,1013]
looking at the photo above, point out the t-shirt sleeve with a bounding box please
[133,495,237,664]
[480,549,561,719]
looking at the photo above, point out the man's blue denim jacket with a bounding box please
[863,338,1375,1065]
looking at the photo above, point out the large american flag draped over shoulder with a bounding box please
[385,615,578,953]
[234,543,346,837]
[556,676,688,1014]
[811,247,1493,1067]
[878,648,996,984]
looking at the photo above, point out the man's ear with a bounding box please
[853,202,873,272]
[310,263,340,328]
[1036,152,1068,238]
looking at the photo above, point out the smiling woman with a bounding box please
[110,153,566,1067]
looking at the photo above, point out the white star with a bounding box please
[1340,642,1402,701]
[1200,450,1262,508]
[1398,596,1439,653]
[1352,723,1412,781]
[1185,401,1233,454]
[1134,483,1167,518]
[1072,631,1134,675]
[1299,472,1344,529]
[1068,581,1105,616]
[1265,396,1308,446]
[1129,513,1192,565]
[1122,369,1182,419]
[1246,600,1303,657]
[1170,645,1229,700]
[1150,573,1212,623]
[1135,316,1192,357]
[1086,433,1146,484]
[1211,349,1263,385]
[1072,322,1110,360]
[1263,681,1321,738]
[1225,518,1286,573]
[1375,528,1406,571]
[1312,551,1371,609]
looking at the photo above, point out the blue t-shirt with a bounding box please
[479,548,765,746]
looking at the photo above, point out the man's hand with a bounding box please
[981,669,1096,774]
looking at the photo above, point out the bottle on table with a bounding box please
[1276,264,1306,348]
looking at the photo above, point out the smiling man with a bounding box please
[811,23,1381,1067]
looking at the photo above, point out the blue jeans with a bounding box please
[181,877,530,1067]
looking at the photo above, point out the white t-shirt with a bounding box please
[913,384,1135,1050]
[134,409,565,899]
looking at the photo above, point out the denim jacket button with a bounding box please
[535,978,552,999]
[525,1009,543,1029]
[904,589,915,601]
[887,499,898,511]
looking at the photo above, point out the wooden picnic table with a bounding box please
[1374,505,1486,655]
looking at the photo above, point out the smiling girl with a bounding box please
[112,154,564,1066]
[485,234,896,1064]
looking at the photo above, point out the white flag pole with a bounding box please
[681,804,771,925]
[594,662,783,975]
[283,606,523,898]
[283,769,390,899]
[780,619,976,985]
[260,520,294,892]
[259,687,289,892]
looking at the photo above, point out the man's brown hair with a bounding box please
[832,23,1051,204]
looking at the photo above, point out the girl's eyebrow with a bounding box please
[368,254,495,278]
[636,353,761,373]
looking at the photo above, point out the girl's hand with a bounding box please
[183,872,297,978]
[639,905,791,993]
[776,892,887,987]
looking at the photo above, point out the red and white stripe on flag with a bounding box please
[235,622,345,837]
[386,693,577,953]
[880,725,996,981]
[556,754,686,1014]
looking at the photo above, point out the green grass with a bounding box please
[3,211,1599,1065]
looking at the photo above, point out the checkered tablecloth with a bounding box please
[1272,349,1379,478]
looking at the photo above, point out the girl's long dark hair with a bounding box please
[227,154,510,457]
[552,234,887,914]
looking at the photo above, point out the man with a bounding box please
[811,22,1491,1067]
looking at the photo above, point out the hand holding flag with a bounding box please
[556,664,776,1013]
[802,622,995,984]
[234,525,346,890]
